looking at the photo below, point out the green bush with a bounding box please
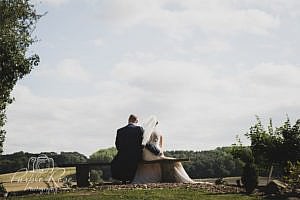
[90,169,103,184]
[215,177,227,185]
[0,183,6,195]
[284,161,300,190]
[241,163,258,194]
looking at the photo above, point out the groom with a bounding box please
[111,114,144,183]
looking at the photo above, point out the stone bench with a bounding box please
[59,158,190,187]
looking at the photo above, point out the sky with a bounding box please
[3,0,300,156]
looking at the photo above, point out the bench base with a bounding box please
[62,158,190,187]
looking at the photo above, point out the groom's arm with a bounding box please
[115,131,120,150]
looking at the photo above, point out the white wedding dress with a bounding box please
[132,116,194,184]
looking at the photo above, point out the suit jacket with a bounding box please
[111,124,144,181]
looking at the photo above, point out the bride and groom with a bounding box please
[111,114,194,184]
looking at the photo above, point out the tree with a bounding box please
[89,147,117,163]
[89,147,117,180]
[242,162,258,194]
[245,116,300,179]
[280,119,300,164]
[231,141,258,194]
[90,169,103,184]
[165,148,243,178]
[0,0,42,153]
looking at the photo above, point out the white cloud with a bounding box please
[57,59,91,82]
[244,63,300,88]
[38,0,69,6]
[193,38,232,53]
[4,84,134,155]
[240,0,300,18]
[92,37,104,47]
[4,60,300,155]
[37,59,91,82]
[112,59,300,113]
[4,0,300,155]
[98,0,279,37]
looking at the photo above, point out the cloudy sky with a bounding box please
[3,0,300,156]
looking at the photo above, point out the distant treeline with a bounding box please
[0,151,87,174]
[165,148,244,178]
[0,147,253,179]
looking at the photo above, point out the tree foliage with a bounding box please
[88,147,117,180]
[165,147,243,178]
[90,169,103,184]
[242,162,258,194]
[231,139,258,194]
[284,161,300,190]
[0,0,42,153]
[0,151,87,174]
[246,117,300,171]
[89,147,117,163]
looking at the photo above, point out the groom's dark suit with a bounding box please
[111,123,144,182]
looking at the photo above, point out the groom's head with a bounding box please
[128,114,138,124]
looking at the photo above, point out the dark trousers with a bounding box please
[111,155,139,183]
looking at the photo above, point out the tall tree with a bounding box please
[0,0,41,153]
[245,116,300,177]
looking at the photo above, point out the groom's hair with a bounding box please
[128,114,138,123]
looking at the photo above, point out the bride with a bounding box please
[132,116,194,184]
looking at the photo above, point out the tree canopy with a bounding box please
[0,0,41,153]
[245,116,300,174]
[0,151,87,174]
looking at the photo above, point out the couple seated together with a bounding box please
[111,114,194,184]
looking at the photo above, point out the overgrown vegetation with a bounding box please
[246,117,300,174]
[0,182,6,194]
[165,148,243,179]
[0,0,42,154]
[284,161,300,191]
[241,163,258,194]
[231,141,258,194]
[0,151,87,174]
[234,116,300,193]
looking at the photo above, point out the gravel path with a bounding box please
[92,182,243,194]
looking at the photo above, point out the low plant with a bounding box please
[0,182,6,195]
[284,161,300,191]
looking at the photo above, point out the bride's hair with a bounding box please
[128,114,138,123]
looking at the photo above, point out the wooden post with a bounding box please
[76,165,90,187]
[267,165,273,184]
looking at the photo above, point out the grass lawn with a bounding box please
[9,188,262,200]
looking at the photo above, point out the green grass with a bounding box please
[10,188,262,200]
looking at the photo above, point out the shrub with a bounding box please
[284,161,300,190]
[242,163,258,194]
[215,177,227,185]
[90,169,103,184]
[0,183,6,195]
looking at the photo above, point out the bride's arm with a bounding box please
[159,135,163,149]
